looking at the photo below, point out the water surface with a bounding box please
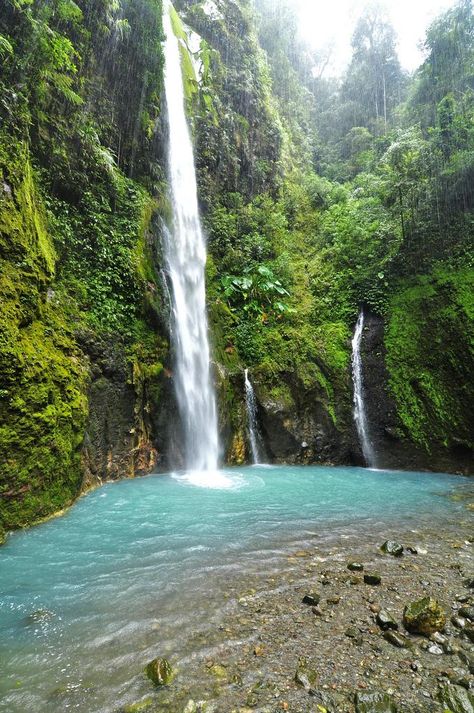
[0,465,469,711]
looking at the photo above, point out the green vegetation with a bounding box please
[0,0,166,531]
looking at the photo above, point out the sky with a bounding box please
[292,0,457,74]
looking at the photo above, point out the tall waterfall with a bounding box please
[162,2,218,472]
[351,310,376,468]
[244,369,262,464]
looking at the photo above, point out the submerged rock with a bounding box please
[438,684,474,713]
[145,657,174,687]
[354,690,398,712]
[403,597,446,635]
[381,541,404,557]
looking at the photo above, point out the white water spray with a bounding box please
[244,369,263,464]
[351,310,376,468]
[162,2,218,473]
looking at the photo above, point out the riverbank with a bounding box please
[123,489,473,713]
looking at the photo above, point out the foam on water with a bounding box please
[172,469,247,490]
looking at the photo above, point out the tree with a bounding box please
[342,3,405,132]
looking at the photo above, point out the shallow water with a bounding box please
[0,465,469,711]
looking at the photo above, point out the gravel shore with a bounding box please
[122,488,474,713]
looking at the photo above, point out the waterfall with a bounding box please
[351,310,376,468]
[244,369,263,464]
[162,2,219,473]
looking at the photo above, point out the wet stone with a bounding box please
[437,684,474,713]
[403,596,447,635]
[295,658,317,691]
[376,610,398,631]
[381,541,404,557]
[383,630,409,648]
[364,573,382,586]
[302,592,321,606]
[354,690,398,712]
[459,607,474,622]
[348,562,364,572]
[464,627,474,643]
[345,626,363,645]
[145,658,174,687]
[453,616,468,629]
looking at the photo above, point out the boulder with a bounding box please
[403,597,446,635]
[144,657,174,687]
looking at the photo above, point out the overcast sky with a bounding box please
[292,0,457,74]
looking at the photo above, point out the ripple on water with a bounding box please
[0,465,471,713]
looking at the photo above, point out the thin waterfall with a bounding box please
[162,1,218,472]
[244,369,263,464]
[351,310,376,468]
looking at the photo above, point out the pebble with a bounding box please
[427,644,444,655]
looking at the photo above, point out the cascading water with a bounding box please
[162,2,218,473]
[244,368,263,464]
[351,310,376,468]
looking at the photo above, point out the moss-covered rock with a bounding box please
[437,684,474,713]
[144,657,175,687]
[403,596,446,636]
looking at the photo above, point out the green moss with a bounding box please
[385,267,474,451]
[0,140,88,531]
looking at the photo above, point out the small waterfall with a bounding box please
[351,310,376,468]
[244,369,263,464]
[162,1,218,472]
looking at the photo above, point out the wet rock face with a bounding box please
[254,372,352,466]
[79,331,161,486]
[359,311,474,474]
[403,596,447,636]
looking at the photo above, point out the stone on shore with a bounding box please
[144,657,174,687]
[376,610,398,631]
[302,592,320,606]
[364,573,382,586]
[403,597,446,635]
[381,541,404,557]
[354,690,398,712]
